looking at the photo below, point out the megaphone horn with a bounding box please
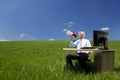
[65,29,77,38]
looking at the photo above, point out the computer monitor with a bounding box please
[93,30,109,50]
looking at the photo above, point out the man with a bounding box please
[66,31,91,70]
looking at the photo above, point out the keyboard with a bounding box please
[80,47,96,49]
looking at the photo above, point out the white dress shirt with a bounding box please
[70,38,91,54]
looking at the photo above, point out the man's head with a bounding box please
[78,31,85,39]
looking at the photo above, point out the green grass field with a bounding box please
[0,40,120,80]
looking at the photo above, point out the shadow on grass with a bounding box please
[115,66,120,72]
[63,61,97,74]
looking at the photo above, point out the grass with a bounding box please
[0,40,120,80]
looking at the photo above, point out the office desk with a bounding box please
[63,48,115,72]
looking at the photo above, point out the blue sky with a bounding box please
[0,0,120,41]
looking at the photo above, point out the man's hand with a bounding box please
[70,36,75,41]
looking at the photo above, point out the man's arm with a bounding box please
[86,40,91,47]
[85,40,92,54]
[70,36,78,48]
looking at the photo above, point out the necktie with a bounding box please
[80,39,82,48]
[77,39,82,53]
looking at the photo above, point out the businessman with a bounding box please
[66,31,91,70]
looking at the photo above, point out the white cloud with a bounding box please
[62,29,67,32]
[48,38,54,41]
[69,21,74,25]
[63,21,74,28]
[0,39,9,41]
[19,33,38,40]
[101,27,110,31]
[20,33,26,38]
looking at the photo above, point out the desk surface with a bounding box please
[63,48,114,51]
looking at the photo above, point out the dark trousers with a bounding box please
[66,53,88,69]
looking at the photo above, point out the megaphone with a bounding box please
[64,29,77,38]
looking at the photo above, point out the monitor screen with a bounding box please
[93,30,109,50]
